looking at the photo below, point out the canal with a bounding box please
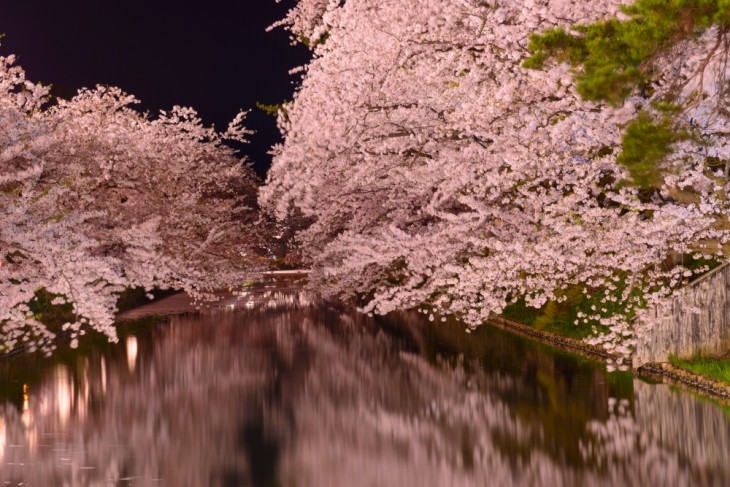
[1,280,729,486]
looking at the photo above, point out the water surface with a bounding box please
[1,282,729,486]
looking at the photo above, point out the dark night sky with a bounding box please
[0,1,310,176]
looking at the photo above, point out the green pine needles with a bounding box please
[524,0,729,187]
[525,0,727,105]
[616,111,687,188]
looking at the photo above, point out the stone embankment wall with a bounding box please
[633,262,730,367]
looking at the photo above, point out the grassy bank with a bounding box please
[501,295,595,340]
[500,283,626,341]
[669,354,730,386]
[502,255,721,342]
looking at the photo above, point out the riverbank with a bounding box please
[486,316,619,363]
[637,362,730,403]
[491,313,730,405]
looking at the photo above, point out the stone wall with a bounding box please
[633,262,730,367]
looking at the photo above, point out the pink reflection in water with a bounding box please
[0,283,729,486]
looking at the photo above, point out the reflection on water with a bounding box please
[1,283,730,486]
[126,336,138,373]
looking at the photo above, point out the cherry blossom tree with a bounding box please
[0,53,265,354]
[262,0,730,362]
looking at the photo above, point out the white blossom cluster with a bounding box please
[269,0,341,44]
[0,55,264,354]
[263,0,730,361]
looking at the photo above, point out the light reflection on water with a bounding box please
[0,283,730,486]
[126,336,138,373]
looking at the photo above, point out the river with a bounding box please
[1,279,729,486]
